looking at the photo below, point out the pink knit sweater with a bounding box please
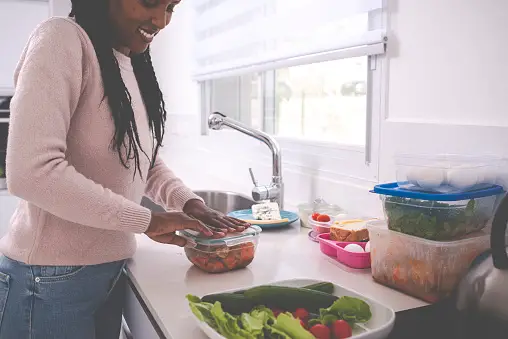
[0,17,200,265]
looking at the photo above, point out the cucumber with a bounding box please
[201,293,254,315]
[244,285,338,313]
[302,282,334,294]
[229,281,334,295]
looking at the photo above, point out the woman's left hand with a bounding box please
[183,199,250,233]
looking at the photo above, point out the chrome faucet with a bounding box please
[208,112,284,209]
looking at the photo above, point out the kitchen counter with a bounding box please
[125,224,428,339]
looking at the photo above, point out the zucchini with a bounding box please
[244,286,338,313]
[201,293,254,315]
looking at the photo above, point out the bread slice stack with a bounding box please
[330,219,372,242]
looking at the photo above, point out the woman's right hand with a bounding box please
[145,212,218,247]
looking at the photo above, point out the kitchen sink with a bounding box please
[141,190,254,215]
[193,190,255,214]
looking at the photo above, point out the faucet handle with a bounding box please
[248,168,259,187]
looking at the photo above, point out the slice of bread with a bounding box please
[330,219,371,242]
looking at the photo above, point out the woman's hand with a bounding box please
[183,199,251,233]
[145,211,219,247]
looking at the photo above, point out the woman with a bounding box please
[0,0,249,338]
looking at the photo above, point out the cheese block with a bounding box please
[251,202,282,221]
[330,219,371,242]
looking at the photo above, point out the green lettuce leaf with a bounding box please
[186,295,218,330]
[273,313,315,339]
[320,296,372,326]
[210,302,256,339]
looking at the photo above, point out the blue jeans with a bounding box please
[0,256,126,339]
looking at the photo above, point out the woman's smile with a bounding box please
[138,27,158,43]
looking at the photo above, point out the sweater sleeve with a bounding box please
[6,18,152,234]
[144,156,203,211]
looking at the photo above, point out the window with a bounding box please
[193,0,386,180]
[207,56,368,146]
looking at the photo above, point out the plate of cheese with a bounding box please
[228,202,299,229]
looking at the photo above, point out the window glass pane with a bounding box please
[273,56,368,146]
[210,74,262,127]
[206,56,368,147]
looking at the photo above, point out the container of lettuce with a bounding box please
[372,183,504,241]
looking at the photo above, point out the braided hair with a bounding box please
[70,0,166,179]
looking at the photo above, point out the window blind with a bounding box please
[192,0,386,81]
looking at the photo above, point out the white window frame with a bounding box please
[199,7,386,185]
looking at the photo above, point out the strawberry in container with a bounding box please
[179,226,261,273]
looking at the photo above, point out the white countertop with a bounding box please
[126,224,428,339]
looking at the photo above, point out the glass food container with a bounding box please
[297,198,344,228]
[179,226,261,273]
[372,182,504,241]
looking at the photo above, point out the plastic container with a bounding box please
[372,183,504,241]
[367,220,490,303]
[308,215,333,235]
[317,233,371,269]
[297,199,344,228]
[395,154,503,193]
[179,226,262,273]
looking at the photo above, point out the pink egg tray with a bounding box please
[317,233,371,269]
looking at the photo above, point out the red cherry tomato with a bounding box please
[309,324,331,339]
[299,319,306,329]
[311,213,321,221]
[332,320,353,339]
[271,308,282,317]
[293,308,309,322]
[316,214,331,222]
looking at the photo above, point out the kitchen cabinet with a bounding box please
[124,282,160,339]
[0,0,50,90]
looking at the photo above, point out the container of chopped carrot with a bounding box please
[179,226,262,273]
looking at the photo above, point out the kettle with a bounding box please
[456,193,508,323]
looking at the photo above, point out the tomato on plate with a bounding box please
[293,308,309,321]
[309,324,331,339]
[332,320,352,338]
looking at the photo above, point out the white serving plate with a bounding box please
[189,278,396,339]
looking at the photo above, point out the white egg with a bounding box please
[447,169,479,190]
[365,241,371,253]
[344,244,365,253]
[481,169,497,185]
[414,168,446,190]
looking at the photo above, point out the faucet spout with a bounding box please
[208,112,284,208]
[208,112,282,178]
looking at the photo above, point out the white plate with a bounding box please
[190,278,396,339]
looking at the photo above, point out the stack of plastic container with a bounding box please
[368,154,506,303]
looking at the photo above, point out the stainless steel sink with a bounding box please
[141,190,254,214]
[193,190,254,214]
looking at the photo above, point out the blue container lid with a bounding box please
[371,182,505,201]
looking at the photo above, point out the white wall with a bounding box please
[0,0,49,90]
[152,0,508,217]
[49,0,71,17]
[380,0,508,184]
